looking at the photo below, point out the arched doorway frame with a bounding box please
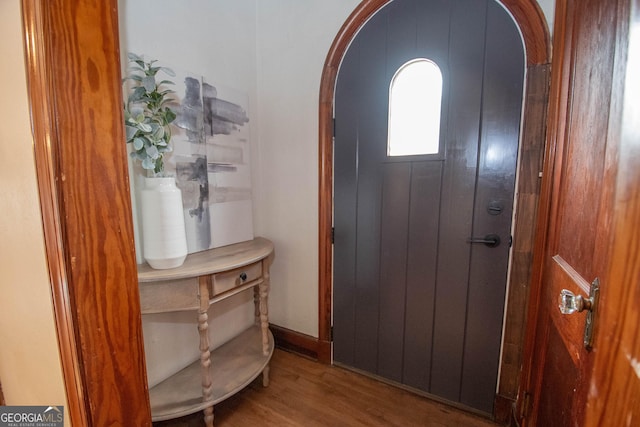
[318,0,551,418]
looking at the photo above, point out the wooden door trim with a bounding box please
[21,0,152,425]
[517,1,582,423]
[517,3,571,419]
[318,1,552,415]
[587,2,638,423]
[21,2,88,423]
[518,0,636,424]
[520,0,639,424]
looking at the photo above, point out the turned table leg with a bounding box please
[253,286,260,325]
[254,284,271,386]
[262,364,270,387]
[259,263,271,386]
[259,283,270,356]
[198,276,214,427]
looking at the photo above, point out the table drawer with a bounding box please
[139,277,198,313]
[212,261,263,297]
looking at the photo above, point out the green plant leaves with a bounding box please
[165,108,177,124]
[145,145,159,158]
[123,53,177,175]
[141,157,155,170]
[127,86,146,104]
[125,124,138,141]
[127,52,143,62]
[142,75,156,92]
[159,66,176,77]
[133,137,145,151]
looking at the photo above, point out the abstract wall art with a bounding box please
[142,60,254,254]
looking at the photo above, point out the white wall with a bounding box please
[537,0,555,34]
[0,0,69,421]
[255,1,361,336]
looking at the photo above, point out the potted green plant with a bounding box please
[123,53,187,269]
[123,52,177,176]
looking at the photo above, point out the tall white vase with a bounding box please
[141,176,188,269]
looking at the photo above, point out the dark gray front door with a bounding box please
[333,0,524,414]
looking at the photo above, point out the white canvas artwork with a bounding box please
[159,63,254,253]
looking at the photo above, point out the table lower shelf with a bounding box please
[149,325,274,421]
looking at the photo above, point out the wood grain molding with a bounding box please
[580,0,638,424]
[319,0,551,370]
[21,1,88,423]
[496,63,551,410]
[493,393,516,425]
[21,0,152,425]
[270,324,322,361]
[500,0,551,65]
[517,0,572,420]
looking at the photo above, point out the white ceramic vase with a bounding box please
[141,176,188,269]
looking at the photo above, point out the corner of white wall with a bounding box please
[537,0,556,35]
[0,0,68,418]
[254,1,361,337]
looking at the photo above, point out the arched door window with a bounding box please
[387,58,443,156]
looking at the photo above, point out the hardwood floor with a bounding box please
[154,349,499,427]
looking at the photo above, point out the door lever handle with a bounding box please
[467,234,501,248]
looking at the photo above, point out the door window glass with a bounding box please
[388,58,443,156]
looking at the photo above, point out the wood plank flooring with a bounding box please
[154,349,499,427]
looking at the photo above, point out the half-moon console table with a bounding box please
[137,237,275,427]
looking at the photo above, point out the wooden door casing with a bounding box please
[586,2,640,423]
[21,0,151,425]
[518,0,638,425]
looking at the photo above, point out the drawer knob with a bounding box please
[240,272,248,282]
